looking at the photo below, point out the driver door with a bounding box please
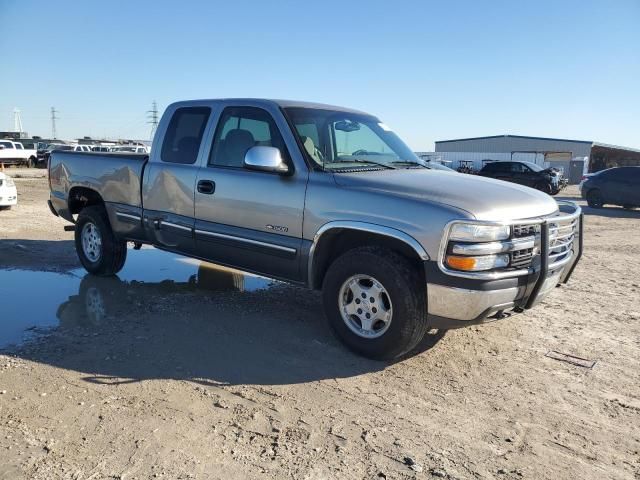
[193,105,308,282]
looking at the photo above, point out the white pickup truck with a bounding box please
[0,140,38,167]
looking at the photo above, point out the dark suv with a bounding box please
[478,161,566,195]
[580,166,640,209]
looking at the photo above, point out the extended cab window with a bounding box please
[209,107,287,168]
[161,107,211,164]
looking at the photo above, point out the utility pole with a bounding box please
[51,107,59,139]
[13,108,23,134]
[147,101,158,140]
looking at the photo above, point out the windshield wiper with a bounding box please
[335,158,397,170]
[390,160,427,169]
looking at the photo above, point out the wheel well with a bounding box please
[68,187,104,215]
[310,229,424,289]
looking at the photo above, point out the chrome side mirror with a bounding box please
[244,146,289,174]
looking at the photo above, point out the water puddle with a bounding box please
[0,247,275,349]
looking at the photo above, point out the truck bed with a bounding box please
[49,151,148,221]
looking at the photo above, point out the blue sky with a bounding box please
[1,0,638,149]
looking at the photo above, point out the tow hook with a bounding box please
[63,225,75,232]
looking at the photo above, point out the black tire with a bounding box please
[586,189,604,208]
[26,157,35,168]
[75,205,127,276]
[322,246,428,360]
[535,181,553,195]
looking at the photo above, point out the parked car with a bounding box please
[478,161,566,195]
[581,166,640,209]
[42,144,75,166]
[0,140,38,167]
[48,98,582,359]
[110,145,149,154]
[0,172,17,209]
[425,161,456,172]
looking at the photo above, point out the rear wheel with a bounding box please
[75,206,127,276]
[322,246,428,360]
[586,189,604,208]
[26,157,35,168]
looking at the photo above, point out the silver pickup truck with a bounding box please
[48,99,583,359]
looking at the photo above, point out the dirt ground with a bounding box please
[0,170,638,480]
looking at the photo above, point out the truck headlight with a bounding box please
[449,223,510,242]
[443,222,524,273]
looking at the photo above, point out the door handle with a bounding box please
[197,180,215,195]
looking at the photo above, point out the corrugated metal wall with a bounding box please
[435,136,592,157]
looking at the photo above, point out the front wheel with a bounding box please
[535,181,553,195]
[586,189,604,208]
[75,206,127,276]
[322,247,428,360]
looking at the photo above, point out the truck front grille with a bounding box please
[548,216,578,267]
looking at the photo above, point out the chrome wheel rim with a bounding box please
[85,287,106,324]
[81,222,102,263]
[338,274,393,339]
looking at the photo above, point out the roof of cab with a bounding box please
[170,98,373,116]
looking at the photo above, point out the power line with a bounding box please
[147,101,158,140]
[51,107,59,139]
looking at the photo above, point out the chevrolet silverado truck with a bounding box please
[48,99,583,359]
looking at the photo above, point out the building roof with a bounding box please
[591,142,640,154]
[435,134,593,145]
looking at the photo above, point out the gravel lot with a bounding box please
[0,171,638,480]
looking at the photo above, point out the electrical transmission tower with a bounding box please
[13,108,23,133]
[147,101,159,140]
[51,107,59,139]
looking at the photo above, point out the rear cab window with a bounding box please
[161,107,211,164]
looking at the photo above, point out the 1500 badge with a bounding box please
[266,224,288,233]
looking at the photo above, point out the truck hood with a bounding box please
[333,169,559,221]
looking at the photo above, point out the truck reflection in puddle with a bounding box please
[57,263,273,328]
[0,247,274,348]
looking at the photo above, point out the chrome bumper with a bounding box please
[427,268,562,323]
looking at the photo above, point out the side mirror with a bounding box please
[244,146,289,174]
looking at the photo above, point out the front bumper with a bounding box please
[0,188,18,206]
[426,201,583,329]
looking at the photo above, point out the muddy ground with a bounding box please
[0,170,638,480]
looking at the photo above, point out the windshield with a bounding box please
[522,161,545,172]
[284,107,421,171]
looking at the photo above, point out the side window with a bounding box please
[494,162,509,172]
[209,107,287,168]
[161,107,211,164]
[511,163,526,173]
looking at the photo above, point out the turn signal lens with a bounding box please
[446,254,510,272]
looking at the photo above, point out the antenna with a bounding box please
[147,101,159,140]
[51,107,59,139]
[13,108,23,133]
